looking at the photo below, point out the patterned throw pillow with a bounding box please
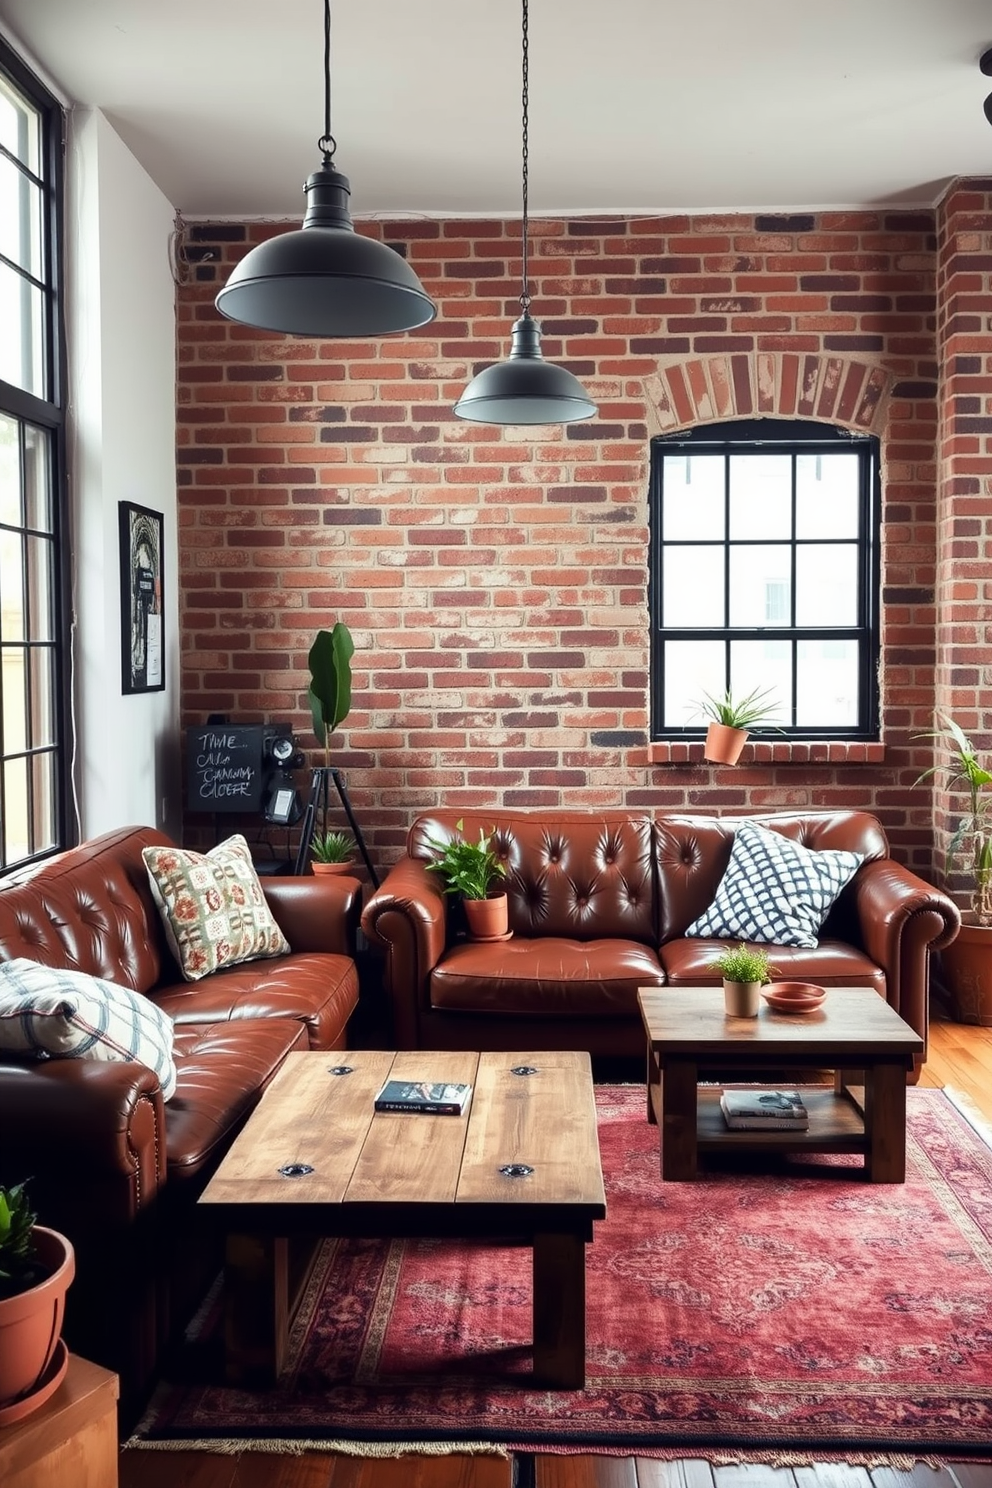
[684,821,864,950]
[0,958,177,1100]
[142,834,290,982]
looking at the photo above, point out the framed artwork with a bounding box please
[119,501,165,694]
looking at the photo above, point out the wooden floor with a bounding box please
[118,1010,992,1488]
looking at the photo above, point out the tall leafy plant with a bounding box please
[308,623,354,772]
[916,712,992,924]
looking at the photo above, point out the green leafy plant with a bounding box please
[915,712,992,925]
[310,829,355,864]
[307,623,354,772]
[697,685,782,731]
[709,943,775,985]
[425,819,507,902]
[0,1181,39,1295]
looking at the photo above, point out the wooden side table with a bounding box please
[0,1354,119,1488]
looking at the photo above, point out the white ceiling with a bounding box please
[2,0,992,221]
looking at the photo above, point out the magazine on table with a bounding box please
[720,1088,809,1130]
[374,1079,473,1115]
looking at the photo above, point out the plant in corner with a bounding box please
[0,1181,75,1419]
[305,621,354,852]
[696,685,781,766]
[310,828,356,875]
[425,819,509,941]
[709,942,774,1018]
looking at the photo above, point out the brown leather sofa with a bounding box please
[0,825,360,1421]
[362,808,960,1073]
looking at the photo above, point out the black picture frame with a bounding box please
[119,501,165,694]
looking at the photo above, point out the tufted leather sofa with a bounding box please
[0,825,360,1422]
[362,808,960,1074]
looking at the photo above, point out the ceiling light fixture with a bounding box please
[453,0,597,425]
[215,0,436,337]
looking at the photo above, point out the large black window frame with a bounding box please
[649,418,881,741]
[0,38,72,873]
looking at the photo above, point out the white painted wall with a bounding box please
[66,108,181,840]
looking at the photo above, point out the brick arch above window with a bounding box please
[643,352,892,438]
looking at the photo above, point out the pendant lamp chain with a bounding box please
[519,0,531,314]
[319,0,336,164]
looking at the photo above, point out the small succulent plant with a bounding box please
[0,1181,41,1297]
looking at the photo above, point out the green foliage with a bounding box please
[698,685,781,731]
[310,829,355,864]
[709,942,774,985]
[0,1181,37,1289]
[307,623,354,762]
[425,819,507,902]
[915,712,992,924]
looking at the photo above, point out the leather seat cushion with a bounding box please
[150,952,358,1049]
[165,1017,309,1181]
[662,937,886,993]
[430,937,666,1016]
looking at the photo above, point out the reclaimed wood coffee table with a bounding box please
[199,1048,605,1389]
[637,986,924,1183]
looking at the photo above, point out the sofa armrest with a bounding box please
[849,859,961,1048]
[360,857,448,1048]
[262,874,362,956]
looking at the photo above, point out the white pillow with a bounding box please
[685,821,864,950]
[0,958,177,1100]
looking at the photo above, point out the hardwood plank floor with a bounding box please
[118,1006,992,1488]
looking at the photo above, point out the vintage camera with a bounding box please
[261,726,305,825]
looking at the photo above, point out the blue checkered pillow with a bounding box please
[0,959,177,1100]
[685,821,864,949]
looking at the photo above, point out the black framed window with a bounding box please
[649,418,880,739]
[0,40,71,872]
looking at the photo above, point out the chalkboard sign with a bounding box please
[186,724,264,812]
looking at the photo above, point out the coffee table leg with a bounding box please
[224,1233,289,1385]
[864,1062,907,1183]
[661,1058,698,1180]
[533,1231,585,1388]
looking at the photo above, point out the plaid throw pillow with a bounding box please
[0,958,177,1100]
[142,834,290,982]
[685,821,864,950]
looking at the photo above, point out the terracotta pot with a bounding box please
[311,859,357,876]
[463,891,509,940]
[703,722,749,766]
[0,1226,74,1411]
[938,920,992,1026]
[723,979,761,1017]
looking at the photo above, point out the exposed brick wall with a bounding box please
[177,207,944,875]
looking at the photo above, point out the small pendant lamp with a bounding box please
[453,0,597,424]
[216,0,436,338]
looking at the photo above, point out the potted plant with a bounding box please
[916,712,992,1024]
[696,685,781,766]
[425,819,509,940]
[709,942,774,1017]
[310,829,356,876]
[0,1181,74,1421]
[304,621,355,863]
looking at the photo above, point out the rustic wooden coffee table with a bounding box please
[637,986,924,1183]
[199,1048,605,1389]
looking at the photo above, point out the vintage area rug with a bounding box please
[131,1086,992,1463]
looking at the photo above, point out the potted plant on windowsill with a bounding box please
[916,713,990,1024]
[696,686,782,765]
[310,829,357,876]
[425,819,509,940]
[709,942,774,1017]
[0,1181,74,1424]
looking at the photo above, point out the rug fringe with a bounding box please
[123,1437,509,1458]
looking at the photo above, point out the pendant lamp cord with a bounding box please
[519,0,531,313]
[318,0,336,164]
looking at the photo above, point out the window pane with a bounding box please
[797,639,859,726]
[24,425,51,532]
[662,546,725,626]
[662,453,725,539]
[0,153,43,279]
[729,453,792,539]
[0,412,18,526]
[796,453,860,538]
[663,639,726,727]
[2,644,26,751]
[729,544,791,626]
[729,639,792,726]
[0,259,45,397]
[3,753,28,864]
[0,76,40,174]
[795,545,858,625]
[26,535,52,639]
[0,528,24,640]
[30,750,56,854]
[29,644,53,746]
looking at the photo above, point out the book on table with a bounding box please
[720,1088,809,1130]
[374,1079,473,1115]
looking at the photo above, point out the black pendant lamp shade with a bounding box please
[215,2,435,337]
[454,0,596,425]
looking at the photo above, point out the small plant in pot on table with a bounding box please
[426,819,509,940]
[0,1181,75,1422]
[710,942,774,1017]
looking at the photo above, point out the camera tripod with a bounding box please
[293,767,380,886]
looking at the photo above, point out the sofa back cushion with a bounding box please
[654,811,889,943]
[409,810,657,943]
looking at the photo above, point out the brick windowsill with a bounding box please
[648,740,886,767]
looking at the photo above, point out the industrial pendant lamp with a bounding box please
[215,0,436,337]
[453,0,597,424]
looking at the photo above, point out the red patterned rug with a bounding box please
[131,1086,992,1463]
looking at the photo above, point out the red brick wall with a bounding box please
[177,207,944,874]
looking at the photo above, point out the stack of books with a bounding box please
[373,1079,473,1115]
[720,1088,809,1130]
